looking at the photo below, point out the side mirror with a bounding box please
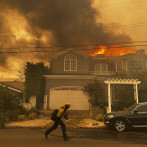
[133,109,139,114]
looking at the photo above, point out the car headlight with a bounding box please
[107,115,114,119]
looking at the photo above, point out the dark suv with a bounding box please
[104,102,147,132]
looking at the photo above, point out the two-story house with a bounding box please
[43,49,93,110]
[42,48,147,111]
[43,48,117,110]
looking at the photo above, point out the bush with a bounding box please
[96,114,104,122]
[26,107,37,116]
[7,110,19,121]
[0,85,21,125]
[83,81,106,107]
[0,112,5,128]
[17,105,27,115]
[5,106,27,122]
[18,115,26,121]
[28,113,37,120]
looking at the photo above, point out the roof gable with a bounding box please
[50,48,90,60]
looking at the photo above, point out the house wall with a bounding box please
[118,51,147,71]
[29,95,36,108]
[50,53,90,75]
[89,57,115,72]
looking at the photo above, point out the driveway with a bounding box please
[5,117,104,128]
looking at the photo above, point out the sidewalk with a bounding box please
[5,117,104,128]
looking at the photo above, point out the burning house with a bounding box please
[0,0,146,111]
[42,48,147,111]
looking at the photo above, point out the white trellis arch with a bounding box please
[104,78,141,113]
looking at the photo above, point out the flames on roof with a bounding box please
[91,45,136,56]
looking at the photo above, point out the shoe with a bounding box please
[64,136,70,141]
[44,133,48,140]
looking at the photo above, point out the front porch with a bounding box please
[104,78,141,113]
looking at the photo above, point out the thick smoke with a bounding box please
[0,0,131,68]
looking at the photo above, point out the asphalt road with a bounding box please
[0,127,147,147]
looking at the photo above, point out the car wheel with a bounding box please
[113,119,127,132]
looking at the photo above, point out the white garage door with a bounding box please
[49,86,89,110]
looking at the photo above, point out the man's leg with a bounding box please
[59,120,68,140]
[44,121,59,139]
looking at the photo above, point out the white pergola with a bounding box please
[104,78,141,113]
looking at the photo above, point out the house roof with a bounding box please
[50,48,90,60]
[118,49,147,60]
[0,78,24,93]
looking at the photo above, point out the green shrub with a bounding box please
[28,113,37,120]
[18,115,26,121]
[96,114,104,122]
[26,107,37,116]
[17,105,27,115]
[0,112,5,128]
[8,110,19,121]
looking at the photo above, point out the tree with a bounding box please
[24,62,50,109]
[83,80,106,107]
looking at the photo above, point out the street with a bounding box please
[0,127,147,147]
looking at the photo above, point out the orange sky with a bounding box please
[93,0,147,47]
[0,0,147,78]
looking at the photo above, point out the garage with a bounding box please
[49,86,89,110]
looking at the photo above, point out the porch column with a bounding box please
[134,84,139,103]
[108,83,111,112]
[43,95,48,110]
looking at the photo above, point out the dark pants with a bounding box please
[45,119,67,138]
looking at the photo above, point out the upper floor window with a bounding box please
[127,60,146,71]
[64,54,77,71]
[116,61,123,72]
[95,63,108,73]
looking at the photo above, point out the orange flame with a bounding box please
[92,45,136,56]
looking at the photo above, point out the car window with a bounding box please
[136,105,147,112]
[127,104,140,111]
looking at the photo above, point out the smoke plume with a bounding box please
[0,0,131,76]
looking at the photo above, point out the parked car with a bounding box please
[104,102,147,132]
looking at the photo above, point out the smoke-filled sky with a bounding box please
[0,0,146,78]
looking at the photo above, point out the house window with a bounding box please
[64,54,77,71]
[116,61,123,72]
[95,63,108,73]
[127,60,146,71]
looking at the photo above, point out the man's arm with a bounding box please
[63,112,68,120]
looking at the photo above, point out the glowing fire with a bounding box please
[3,10,32,41]
[92,45,136,56]
[1,9,53,78]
